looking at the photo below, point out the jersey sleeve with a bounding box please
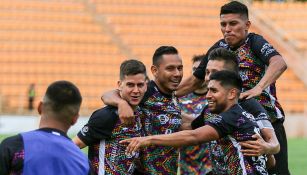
[77,108,118,146]
[0,134,23,175]
[191,114,205,129]
[193,41,221,80]
[239,98,269,121]
[239,98,272,129]
[205,114,235,138]
[250,34,281,65]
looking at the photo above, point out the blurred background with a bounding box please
[0,0,306,174]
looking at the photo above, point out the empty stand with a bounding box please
[0,0,125,114]
[0,0,306,115]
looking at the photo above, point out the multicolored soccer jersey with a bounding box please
[192,99,271,174]
[179,92,212,174]
[204,104,268,175]
[139,80,181,175]
[194,33,284,121]
[0,128,92,175]
[78,106,143,175]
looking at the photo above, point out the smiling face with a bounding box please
[206,80,229,114]
[151,54,183,94]
[118,73,147,107]
[220,13,250,48]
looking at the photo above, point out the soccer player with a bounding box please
[121,70,269,175]
[178,54,212,174]
[190,48,279,172]
[177,1,288,174]
[101,46,183,174]
[0,81,91,175]
[73,59,147,175]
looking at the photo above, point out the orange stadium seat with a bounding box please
[0,0,306,115]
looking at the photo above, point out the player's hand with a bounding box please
[180,112,194,130]
[118,100,135,125]
[240,85,262,100]
[120,137,150,155]
[239,134,269,156]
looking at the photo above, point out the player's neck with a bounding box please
[153,79,173,95]
[194,87,207,95]
[222,101,237,113]
[39,115,69,134]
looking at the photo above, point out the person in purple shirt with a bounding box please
[0,80,92,175]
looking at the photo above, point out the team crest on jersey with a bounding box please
[81,126,89,136]
[219,41,228,48]
[157,114,169,124]
[242,111,255,121]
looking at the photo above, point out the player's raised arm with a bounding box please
[101,89,134,125]
[176,75,203,97]
[240,55,287,100]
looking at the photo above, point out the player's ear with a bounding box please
[71,114,79,126]
[151,65,158,78]
[245,20,251,32]
[37,101,43,115]
[228,88,237,100]
[117,80,122,89]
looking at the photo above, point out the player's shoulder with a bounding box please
[90,106,118,120]
[247,32,266,42]
[215,38,228,49]
[0,134,22,149]
[221,104,245,118]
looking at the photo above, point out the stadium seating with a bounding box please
[0,0,306,115]
[251,1,307,113]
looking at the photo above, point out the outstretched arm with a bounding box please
[101,89,134,124]
[240,55,287,99]
[120,125,219,154]
[175,75,203,97]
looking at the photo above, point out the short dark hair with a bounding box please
[209,70,242,94]
[120,59,147,80]
[44,80,82,118]
[208,48,239,73]
[220,1,249,20]
[152,46,178,66]
[192,54,205,63]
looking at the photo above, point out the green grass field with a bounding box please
[0,134,306,174]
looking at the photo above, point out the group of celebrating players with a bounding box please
[0,1,290,175]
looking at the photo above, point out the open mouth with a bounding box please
[207,101,215,107]
[170,80,180,86]
[131,96,140,102]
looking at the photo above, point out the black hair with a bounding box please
[220,1,249,20]
[209,70,242,93]
[120,59,147,80]
[208,48,239,73]
[152,46,178,66]
[44,80,82,116]
[192,54,205,63]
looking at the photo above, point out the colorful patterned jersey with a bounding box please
[205,104,268,175]
[194,33,284,121]
[139,80,181,175]
[179,92,212,174]
[78,106,143,175]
